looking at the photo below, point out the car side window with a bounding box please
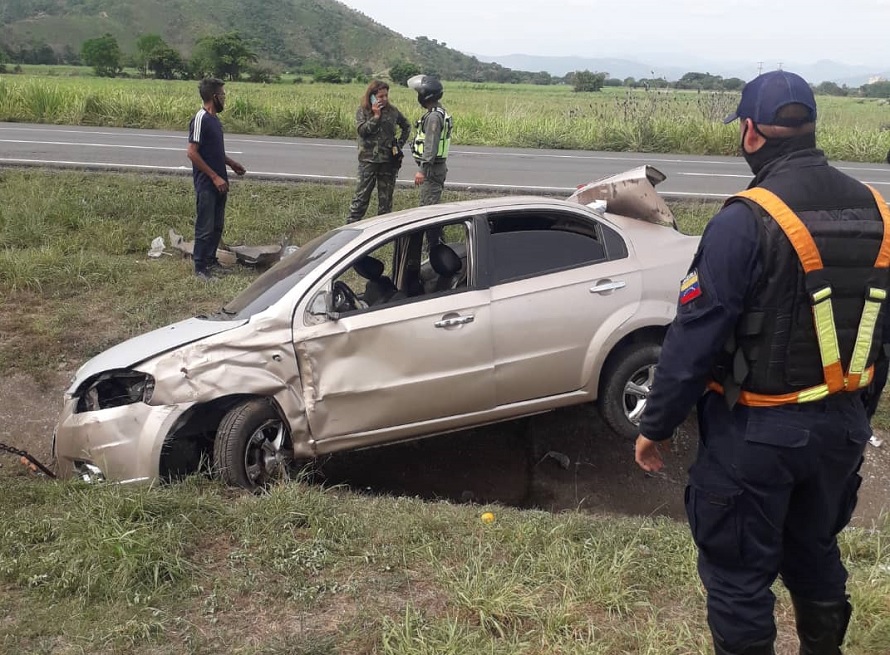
[488,210,607,284]
[328,220,471,315]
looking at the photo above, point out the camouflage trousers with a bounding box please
[419,160,448,206]
[347,162,399,223]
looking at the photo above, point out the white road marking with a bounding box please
[0,138,242,154]
[0,157,192,171]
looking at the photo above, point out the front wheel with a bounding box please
[598,342,661,439]
[213,398,293,491]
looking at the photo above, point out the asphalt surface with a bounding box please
[3,121,890,199]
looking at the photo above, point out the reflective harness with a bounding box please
[709,185,890,406]
[412,106,452,161]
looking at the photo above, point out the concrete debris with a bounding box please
[165,228,288,269]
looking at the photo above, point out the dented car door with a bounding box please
[294,244,495,443]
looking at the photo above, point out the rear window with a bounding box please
[488,211,607,284]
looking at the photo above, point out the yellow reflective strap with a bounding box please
[811,296,844,391]
[865,185,890,268]
[797,385,831,403]
[709,380,832,406]
[734,188,824,273]
[848,288,885,386]
[812,288,832,303]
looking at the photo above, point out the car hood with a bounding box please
[68,316,249,393]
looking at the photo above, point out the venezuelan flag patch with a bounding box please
[679,270,702,305]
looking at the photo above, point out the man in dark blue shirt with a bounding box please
[187,77,246,280]
[634,71,890,655]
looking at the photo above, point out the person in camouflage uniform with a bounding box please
[346,80,411,223]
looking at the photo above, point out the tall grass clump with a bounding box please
[0,480,224,602]
[4,74,890,161]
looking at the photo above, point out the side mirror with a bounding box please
[308,290,340,321]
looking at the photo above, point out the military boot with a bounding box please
[713,635,775,655]
[791,595,852,655]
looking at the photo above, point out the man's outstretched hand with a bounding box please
[635,434,667,472]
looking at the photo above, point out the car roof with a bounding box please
[341,196,607,238]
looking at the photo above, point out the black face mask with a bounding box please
[213,95,225,113]
[740,122,816,175]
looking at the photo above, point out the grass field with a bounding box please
[2,69,890,161]
[0,170,888,653]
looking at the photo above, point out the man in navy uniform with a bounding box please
[634,71,890,655]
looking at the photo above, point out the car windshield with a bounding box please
[215,228,360,319]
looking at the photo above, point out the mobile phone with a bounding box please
[370,94,378,106]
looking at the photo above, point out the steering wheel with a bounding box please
[332,280,360,313]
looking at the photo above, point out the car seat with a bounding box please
[352,256,397,306]
[427,243,463,293]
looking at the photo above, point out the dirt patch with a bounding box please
[2,372,888,527]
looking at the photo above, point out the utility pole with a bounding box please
[778,61,783,71]
[757,61,763,75]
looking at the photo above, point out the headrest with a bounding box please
[429,243,461,277]
[353,255,384,280]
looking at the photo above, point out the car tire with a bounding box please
[213,398,292,491]
[598,342,661,440]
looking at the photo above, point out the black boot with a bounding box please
[713,635,775,655]
[791,595,852,655]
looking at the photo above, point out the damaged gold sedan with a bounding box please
[53,167,699,490]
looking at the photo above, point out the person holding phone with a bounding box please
[346,80,411,223]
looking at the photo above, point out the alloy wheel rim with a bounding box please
[623,364,656,426]
[243,419,290,486]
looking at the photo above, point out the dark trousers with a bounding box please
[194,188,227,273]
[688,391,869,650]
[347,162,398,222]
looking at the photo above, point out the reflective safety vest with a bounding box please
[412,106,452,162]
[709,185,890,406]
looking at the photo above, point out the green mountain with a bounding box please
[0,0,523,80]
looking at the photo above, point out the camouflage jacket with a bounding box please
[355,104,411,164]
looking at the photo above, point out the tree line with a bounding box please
[3,35,890,99]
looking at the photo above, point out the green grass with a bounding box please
[1,170,889,653]
[1,476,887,654]
[2,72,890,161]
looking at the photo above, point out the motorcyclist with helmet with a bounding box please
[407,74,453,208]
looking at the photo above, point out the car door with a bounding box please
[294,218,495,443]
[485,208,642,406]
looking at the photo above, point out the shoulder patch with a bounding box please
[679,270,703,305]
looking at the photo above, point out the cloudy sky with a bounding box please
[338,0,889,68]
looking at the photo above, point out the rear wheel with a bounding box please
[213,398,293,491]
[598,342,661,439]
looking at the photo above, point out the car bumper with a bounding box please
[54,398,193,484]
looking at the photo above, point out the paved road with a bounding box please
[3,121,890,199]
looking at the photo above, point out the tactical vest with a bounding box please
[710,154,890,407]
[412,106,452,162]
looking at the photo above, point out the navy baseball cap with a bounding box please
[724,70,817,126]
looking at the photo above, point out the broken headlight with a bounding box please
[76,370,155,414]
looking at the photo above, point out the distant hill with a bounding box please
[475,53,888,87]
[0,0,519,79]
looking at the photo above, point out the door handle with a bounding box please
[435,314,475,328]
[590,280,626,295]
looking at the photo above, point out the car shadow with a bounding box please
[312,404,697,521]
